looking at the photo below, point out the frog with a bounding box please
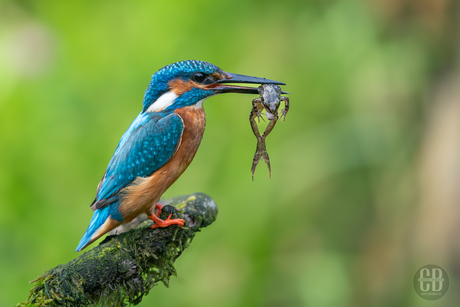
[250,84,289,180]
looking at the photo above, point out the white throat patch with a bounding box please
[146,91,179,112]
[195,98,206,108]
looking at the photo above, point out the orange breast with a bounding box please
[118,105,206,221]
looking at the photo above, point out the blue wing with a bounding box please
[92,111,184,210]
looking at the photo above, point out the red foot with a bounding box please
[148,203,184,229]
[155,203,164,216]
[148,213,185,229]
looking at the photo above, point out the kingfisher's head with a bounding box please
[142,60,285,113]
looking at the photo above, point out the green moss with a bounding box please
[18,193,218,307]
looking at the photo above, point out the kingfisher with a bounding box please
[76,60,285,251]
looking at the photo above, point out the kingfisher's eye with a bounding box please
[193,72,206,83]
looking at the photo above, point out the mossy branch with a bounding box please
[18,193,218,307]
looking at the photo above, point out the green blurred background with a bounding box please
[1,0,459,306]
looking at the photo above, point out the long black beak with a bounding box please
[204,72,288,94]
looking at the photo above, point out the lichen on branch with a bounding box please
[18,193,218,307]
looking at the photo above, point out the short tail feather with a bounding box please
[75,206,111,252]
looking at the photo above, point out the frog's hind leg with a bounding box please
[260,139,271,178]
[259,118,278,178]
[251,143,262,181]
[250,98,265,180]
[251,137,271,180]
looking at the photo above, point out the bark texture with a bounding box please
[18,193,218,307]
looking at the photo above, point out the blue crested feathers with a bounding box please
[142,60,222,112]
